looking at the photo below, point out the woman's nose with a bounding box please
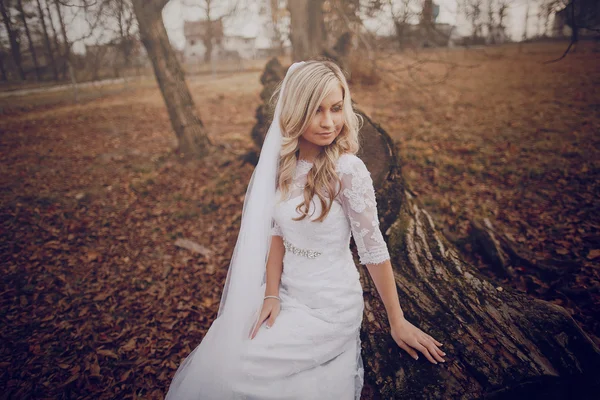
[320,111,333,129]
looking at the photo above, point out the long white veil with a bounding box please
[165,61,306,399]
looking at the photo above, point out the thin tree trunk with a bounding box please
[131,0,212,158]
[35,0,58,80]
[287,0,327,61]
[53,0,69,80]
[0,0,26,80]
[570,0,578,44]
[0,49,7,81]
[523,1,530,41]
[44,0,62,80]
[17,0,41,80]
[116,0,132,70]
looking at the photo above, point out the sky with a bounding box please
[57,0,550,54]
[161,0,548,51]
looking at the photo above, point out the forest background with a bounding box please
[1,0,599,398]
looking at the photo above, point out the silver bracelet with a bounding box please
[264,295,281,301]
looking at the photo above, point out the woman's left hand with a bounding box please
[390,317,446,364]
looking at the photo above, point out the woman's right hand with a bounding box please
[250,298,281,339]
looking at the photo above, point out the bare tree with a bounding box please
[35,0,58,79]
[53,0,70,79]
[43,0,62,77]
[387,0,418,49]
[459,0,484,43]
[16,0,41,79]
[131,0,212,157]
[112,0,136,70]
[541,0,555,36]
[497,0,509,31]
[523,0,530,40]
[0,47,7,80]
[288,0,327,61]
[264,0,288,55]
[181,0,240,63]
[0,0,26,80]
[486,0,495,37]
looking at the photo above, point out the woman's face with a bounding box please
[301,84,344,147]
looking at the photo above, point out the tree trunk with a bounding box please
[116,1,133,70]
[0,49,7,81]
[287,0,327,61]
[570,0,579,44]
[35,0,58,80]
[131,0,212,158]
[17,0,41,80]
[44,0,62,80]
[360,158,600,397]
[53,0,69,79]
[251,60,600,399]
[0,0,26,80]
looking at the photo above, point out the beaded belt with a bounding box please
[283,238,322,259]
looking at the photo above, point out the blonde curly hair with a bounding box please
[271,60,362,222]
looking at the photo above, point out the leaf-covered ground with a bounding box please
[353,42,600,346]
[1,42,598,399]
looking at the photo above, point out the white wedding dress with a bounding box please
[166,153,390,400]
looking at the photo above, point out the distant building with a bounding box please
[222,35,257,60]
[183,3,288,64]
[387,0,460,49]
[485,25,508,45]
[391,23,460,48]
[183,19,224,63]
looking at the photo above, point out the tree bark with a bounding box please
[251,61,600,399]
[0,48,7,81]
[0,0,26,80]
[358,110,600,400]
[131,0,212,158]
[287,0,327,61]
[44,0,62,79]
[16,0,41,80]
[35,0,58,80]
[53,0,69,79]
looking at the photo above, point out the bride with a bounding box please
[165,60,446,399]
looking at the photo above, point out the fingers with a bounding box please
[414,342,437,364]
[425,341,445,363]
[425,335,446,360]
[427,335,444,347]
[396,339,419,360]
[267,313,278,329]
[250,310,269,340]
[415,337,446,364]
[434,345,446,359]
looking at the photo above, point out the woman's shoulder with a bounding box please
[336,152,368,175]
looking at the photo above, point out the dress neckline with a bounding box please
[296,159,313,175]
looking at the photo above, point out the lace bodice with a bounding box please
[271,153,390,265]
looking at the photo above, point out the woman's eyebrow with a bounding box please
[319,100,343,109]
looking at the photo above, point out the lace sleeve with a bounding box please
[338,156,390,265]
[271,219,283,237]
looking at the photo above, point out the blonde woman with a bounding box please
[165,60,445,399]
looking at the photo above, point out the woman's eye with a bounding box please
[333,106,342,112]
